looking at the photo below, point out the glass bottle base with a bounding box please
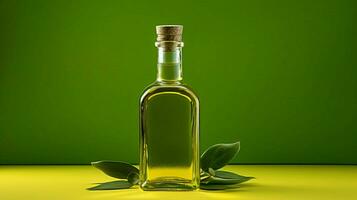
[140,177,198,191]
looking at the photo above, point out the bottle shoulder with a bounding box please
[140,81,199,104]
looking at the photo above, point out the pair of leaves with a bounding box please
[89,141,254,190]
[88,161,139,190]
[199,141,254,190]
[200,142,240,172]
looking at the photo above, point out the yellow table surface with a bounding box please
[1,165,356,200]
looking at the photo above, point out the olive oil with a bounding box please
[139,25,199,191]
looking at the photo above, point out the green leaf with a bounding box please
[201,175,253,185]
[127,172,139,185]
[201,170,254,185]
[87,180,133,190]
[200,183,240,190]
[91,160,139,179]
[215,170,254,181]
[200,142,240,172]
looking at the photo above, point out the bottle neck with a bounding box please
[156,47,183,83]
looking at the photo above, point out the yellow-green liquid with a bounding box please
[139,83,199,190]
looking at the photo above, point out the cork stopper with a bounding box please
[156,25,183,42]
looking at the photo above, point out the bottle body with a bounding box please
[139,82,199,190]
[139,25,199,191]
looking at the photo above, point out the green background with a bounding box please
[1,0,356,164]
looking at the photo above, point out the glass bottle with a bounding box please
[139,25,199,191]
